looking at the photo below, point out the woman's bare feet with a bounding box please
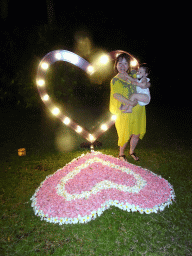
[130,153,139,161]
[118,155,127,161]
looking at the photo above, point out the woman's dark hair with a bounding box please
[114,53,130,73]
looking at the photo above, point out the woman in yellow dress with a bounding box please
[110,53,146,161]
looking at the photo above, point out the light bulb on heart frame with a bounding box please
[36,50,139,144]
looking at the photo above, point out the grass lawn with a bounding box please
[0,105,192,255]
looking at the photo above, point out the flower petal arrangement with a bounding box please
[30,152,176,224]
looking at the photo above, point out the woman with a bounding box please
[110,53,146,161]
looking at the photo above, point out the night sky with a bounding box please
[7,2,183,72]
[3,1,191,123]
[8,4,161,73]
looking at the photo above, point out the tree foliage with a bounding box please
[0,24,110,111]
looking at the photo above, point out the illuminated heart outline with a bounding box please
[36,50,139,143]
[31,152,176,224]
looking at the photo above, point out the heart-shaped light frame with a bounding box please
[36,50,139,143]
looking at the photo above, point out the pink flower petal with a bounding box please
[31,152,175,224]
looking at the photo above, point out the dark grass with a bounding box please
[0,105,192,255]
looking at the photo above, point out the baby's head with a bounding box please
[137,66,149,79]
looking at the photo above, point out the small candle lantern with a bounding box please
[18,148,26,156]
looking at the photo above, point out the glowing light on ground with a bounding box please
[90,145,94,152]
[89,134,95,142]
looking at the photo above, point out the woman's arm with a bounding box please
[113,93,137,106]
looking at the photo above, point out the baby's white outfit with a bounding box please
[136,78,151,106]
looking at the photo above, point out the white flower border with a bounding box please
[56,157,147,200]
[30,152,176,225]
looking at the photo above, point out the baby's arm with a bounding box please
[126,74,137,83]
[126,74,150,88]
[137,78,149,88]
[133,78,150,89]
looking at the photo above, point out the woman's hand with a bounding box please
[126,100,138,107]
[113,93,138,107]
[130,100,138,107]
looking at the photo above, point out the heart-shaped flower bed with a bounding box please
[30,152,175,224]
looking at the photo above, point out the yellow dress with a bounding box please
[109,76,146,147]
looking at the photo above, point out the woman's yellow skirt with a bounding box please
[115,104,146,147]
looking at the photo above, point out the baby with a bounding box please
[120,67,151,113]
